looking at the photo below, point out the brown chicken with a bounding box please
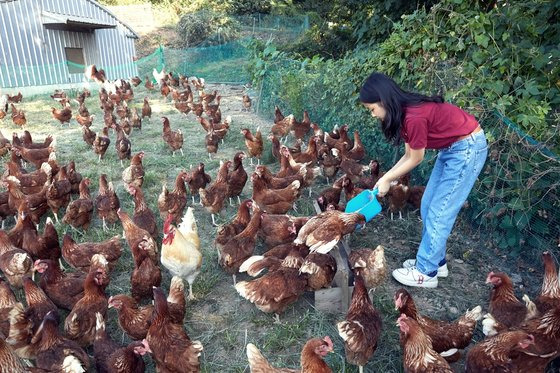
[348,245,387,291]
[511,304,560,371]
[93,312,121,373]
[271,115,296,140]
[127,185,158,241]
[255,164,305,190]
[0,230,32,287]
[12,144,54,169]
[342,175,364,202]
[7,92,22,103]
[407,185,426,210]
[93,127,111,162]
[5,161,50,194]
[146,287,203,372]
[241,127,263,165]
[0,333,25,372]
[293,136,320,164]
[108,279,186,341]
[21,131,53,149]
[22,276,58,336]
[215,199,253,251]
[354,160,380,190]
[317,176,344,211]
[61,178,93,230]
[200,160,231,226]
[51,105,72,125]
[106,340,149,373]
[145,79,155,91]
[4,176,49,225]
[466,330,537,373]
[34,259,84,310]
[346,131,366,161]
[398,314,453,373]
[64,267,108,347]
[484,271,529,335]
[112,122,131,167]
[64,160,83,194]
[246,337,334,373]
[242,94,252,112]
[183,163,209,205]
[239,242,309,277]
[205,128,220,159]
[251,172,300,214]
[235,247,307,320]
[0,130,11,156]
[387,175,411,220]
[258,213,309,248]
[158,170,189,224]
[161,117,184,156]
[131,107,142,130]
[295,211,366,254]
[8,204,57,261]
[227,151,248,205]
[31,311,90,371]
[121,151,145,189]
[85,64,106,83]
[95,174,120,231]
[61,234,122,272]
[219,207,263,284]
[337,275,382,373]
[299,252,337,291]
[395,288,482,362]
[291,110,312,140]
[0,277,17,337]
[10,104,26,127]
[140,98,151,120]
[118,209,161,302]
[535,251,560,314]
[108,294,153,340]
[45,165,72,222]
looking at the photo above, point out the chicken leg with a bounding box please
[229,197,234,207]
[120,159,124,167]
[192,196,196,204]
[53,212,59,223]
[188,281,195,301]
[249,157,254,166]
[237,196,241,205]
[102,217,108,232]
[98,154,102,162]
[273,314,281,324]
[211,213,217,226]
[180,148,184,156]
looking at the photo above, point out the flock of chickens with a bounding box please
[0,63,558,373]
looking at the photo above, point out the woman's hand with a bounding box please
[374,176,392,197]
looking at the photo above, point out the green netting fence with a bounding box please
[252,56,560,264]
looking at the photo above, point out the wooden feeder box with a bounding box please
[312,200,354,314]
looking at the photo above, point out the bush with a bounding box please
[176,10,240,47]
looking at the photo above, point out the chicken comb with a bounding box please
[322,336,333,349]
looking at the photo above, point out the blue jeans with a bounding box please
[415,130,488,276]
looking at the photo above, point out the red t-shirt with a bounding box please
[401,102,479,149]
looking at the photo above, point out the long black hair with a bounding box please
[360,72,443,145]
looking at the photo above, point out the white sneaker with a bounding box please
[392,267,438,288]
[402,259,449,278]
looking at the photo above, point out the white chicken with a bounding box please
[161,207,202,300]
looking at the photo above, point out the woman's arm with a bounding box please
[375,143,424,197]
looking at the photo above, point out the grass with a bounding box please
[2,80,549,373]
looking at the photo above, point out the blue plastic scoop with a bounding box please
[345,188,382,222]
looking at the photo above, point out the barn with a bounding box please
[0,0,138,89]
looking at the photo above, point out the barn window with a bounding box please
[65,48,85,74]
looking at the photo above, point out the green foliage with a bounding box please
[176,10,240,47]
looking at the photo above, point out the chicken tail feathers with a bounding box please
[239,255,265,276]
[310,238,339,254]
[464,305,483,322]
[246,343,276,372]
[482,313,499,336]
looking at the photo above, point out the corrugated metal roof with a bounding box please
[86,0,138,38]
[0,0,138,38]
[42,10,117,31]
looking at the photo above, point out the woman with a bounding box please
[360,72,488,288]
